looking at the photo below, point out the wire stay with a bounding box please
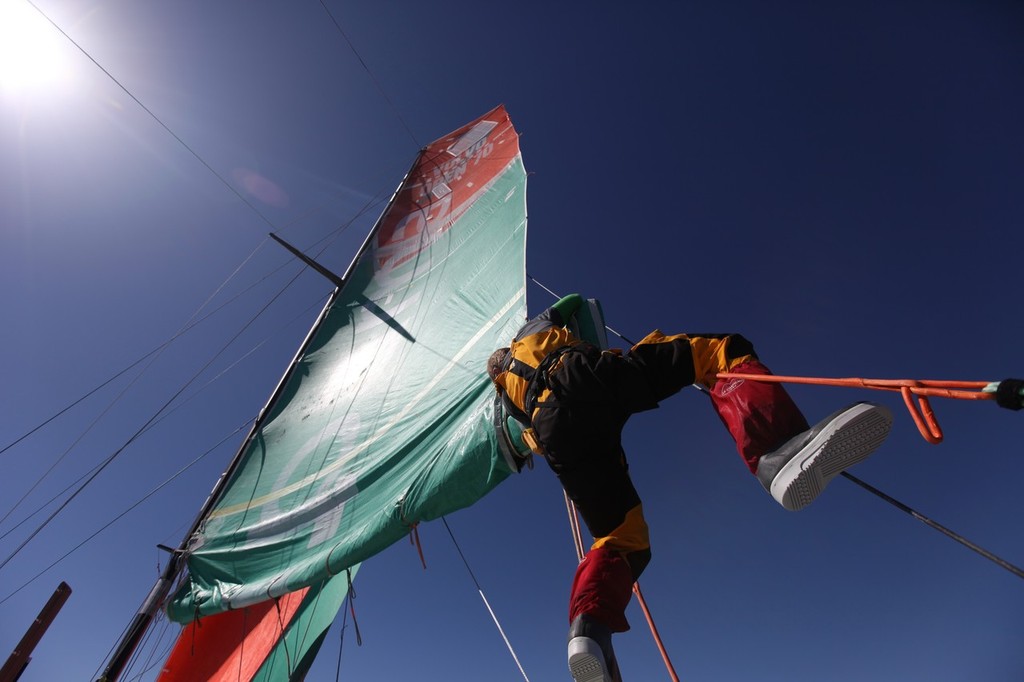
[441,517,531,682]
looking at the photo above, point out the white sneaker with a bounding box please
[568,636,614,682]
[756,402,893,511]
[568,615,621,682]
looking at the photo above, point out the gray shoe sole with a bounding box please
[568,636,613,682]
[770,403,893,511]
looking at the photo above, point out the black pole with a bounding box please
[840,471,1024,580]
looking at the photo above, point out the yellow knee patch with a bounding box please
[591,505,650,555]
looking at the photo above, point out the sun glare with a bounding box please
[0,1,72,92]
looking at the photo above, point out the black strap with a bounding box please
[996,378,1024,411]
[523,345,581,416]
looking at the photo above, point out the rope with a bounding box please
[716,371,997,444]
[272,598,295,676]
[345,569,362,647]
[334,588,352,682]
[562,495,681,681]
[441,517,531,682]
[409,524,427,570]
[563,491,586,562]
[631,583,680,682]
[528,275,1021,677]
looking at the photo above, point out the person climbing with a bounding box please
[486,293,894,682]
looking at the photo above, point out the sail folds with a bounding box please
[168,106,527,621]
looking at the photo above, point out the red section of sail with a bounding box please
[373,104,520,272]
[158,587,310,682]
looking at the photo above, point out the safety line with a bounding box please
[441,517,531,682]
[716,371,996,444]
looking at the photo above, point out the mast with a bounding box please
[97,158,421,682]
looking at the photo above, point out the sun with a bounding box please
[0,0,72,92]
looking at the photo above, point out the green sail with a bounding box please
[168,106,527,621]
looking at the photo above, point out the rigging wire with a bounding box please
[698,368,1022,580]
[23,0,281,234]
[0,419,254,606]
[122,613,170,682]
[13,0,417,537]
[528,275,634,345]
[0,237,270,524]
[292,581,329,674]
[0,186,385,466]
[0,253,315,569]
[4,211,381,527]
[317,0,421,150]
[441,516,532,682]
[2,0,390,526]
[839,471,1024,580]
[127,624,172,682]
[125,563,177,681]
[0,293,327,543]
[2,191,382,550]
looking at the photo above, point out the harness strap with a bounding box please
[523,344,585,416]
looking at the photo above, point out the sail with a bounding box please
[159,569,357,681]
[167,105,528,621]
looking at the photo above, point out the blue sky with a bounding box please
[2,2,1022,681]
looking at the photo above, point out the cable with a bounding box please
[23,0,281,234]
[840,471,1024,580]
[0,292,329,545]
[317,0,421,149]
[0,253,318,571]
[0,419,252,605]
[527,275,635,346]
[441,517,531,682]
